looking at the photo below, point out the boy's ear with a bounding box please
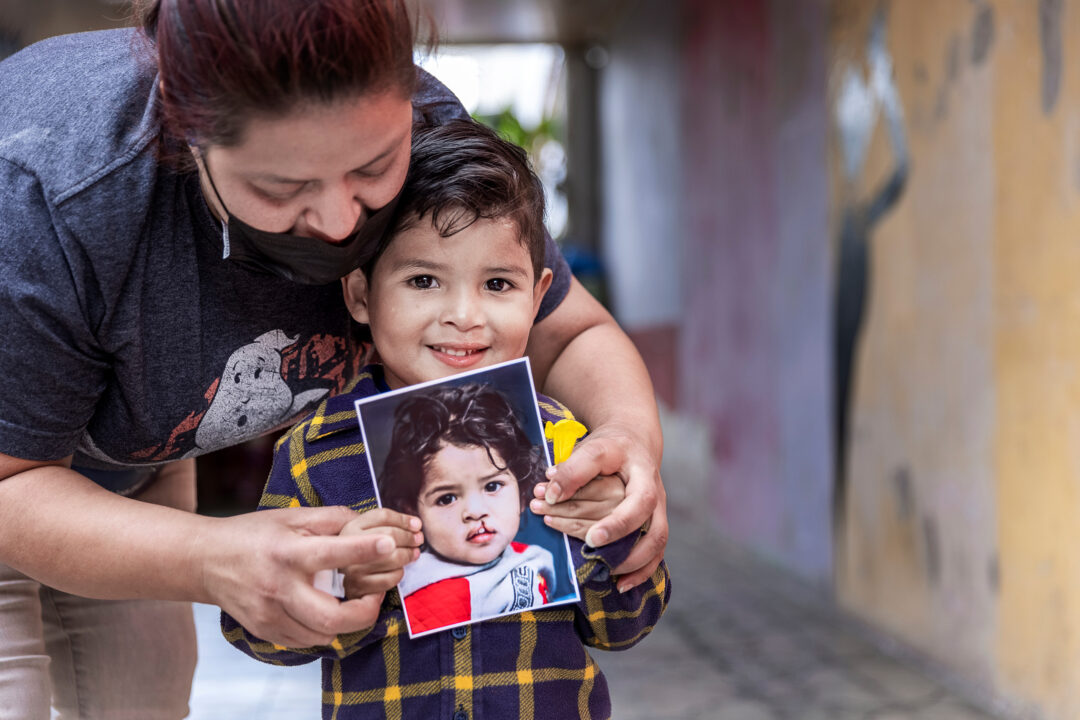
[342,270,372,325]
[532,268,554,317]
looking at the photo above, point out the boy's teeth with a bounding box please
[437,346,476,357]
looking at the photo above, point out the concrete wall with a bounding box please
[599,0,834,582]
[832,1,1080,717]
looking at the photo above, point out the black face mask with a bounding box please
[198,153,399,285]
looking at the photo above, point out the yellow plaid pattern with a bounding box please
[220,365,671,719]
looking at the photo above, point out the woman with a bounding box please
[0,1,667,717]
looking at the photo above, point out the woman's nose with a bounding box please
[303,183,363,242]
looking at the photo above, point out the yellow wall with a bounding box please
[833,1,1080,715]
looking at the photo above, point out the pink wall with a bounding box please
[676,0,831,577]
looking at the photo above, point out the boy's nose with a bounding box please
[441,289,484,330]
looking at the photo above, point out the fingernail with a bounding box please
[529,499,545,513]
[545,466,557,479]
[586,529,607,547]
[409,517,422,531]
[545,484,561,504]
[414,532,425,544]
[617,582,630,594]
[375,537,394,554]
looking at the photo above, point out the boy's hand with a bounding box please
[339,508,423,598]
[530,474,625,543]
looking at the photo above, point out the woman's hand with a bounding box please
[540,422,668,591]
[530,474,625,542]
[338,508,423,598]
[199,506,406,648]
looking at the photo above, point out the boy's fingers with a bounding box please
[544,436,620,504]
[530,497,608,521]
[582,468,659,548]
[341,545,417,577]
[539,515,593,538]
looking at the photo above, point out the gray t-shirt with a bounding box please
[0,28,570,483]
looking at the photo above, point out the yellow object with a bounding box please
[545,418,587,464]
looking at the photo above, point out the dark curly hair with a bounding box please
[378,383,545,515]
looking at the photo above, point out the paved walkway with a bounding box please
[187,517,1005,719]
[593,523,1002,720]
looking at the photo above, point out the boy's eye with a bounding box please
[483,480,505,493]
[485,278,512,292]
[409,275,438,289]
[435,493,456,506]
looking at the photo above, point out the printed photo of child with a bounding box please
[355,359,578,637]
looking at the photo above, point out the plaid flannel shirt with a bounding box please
[221,365,670,720]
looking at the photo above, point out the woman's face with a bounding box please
[416,442,522,566]
[196,89,413,243]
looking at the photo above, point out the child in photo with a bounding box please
[377,381,558,633]
[222,119,670,720]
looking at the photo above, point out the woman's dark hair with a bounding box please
[366,120,547,281]
[378,383,545,515]
[135,0,421,149]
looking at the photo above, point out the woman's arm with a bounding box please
[526,277,669,591]
[0,452,395,648]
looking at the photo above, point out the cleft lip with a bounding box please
[466,522,494,541]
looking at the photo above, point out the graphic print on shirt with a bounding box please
[130,330,360,463]
[194,329,328,451]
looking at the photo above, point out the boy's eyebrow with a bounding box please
[387,258,532,279]
[389,258,449,273]
[484,264,531,279]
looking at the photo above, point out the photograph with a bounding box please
[355,357,580,638]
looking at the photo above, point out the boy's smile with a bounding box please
[344,215,553,389]
[417,442,523,565]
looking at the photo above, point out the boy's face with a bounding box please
[417,442,522,565]
[343,216,553,389]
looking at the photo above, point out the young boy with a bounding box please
[379,382,558,633]
[221,120,670,720]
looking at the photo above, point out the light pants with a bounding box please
[0,562,197,720]
[0,461,199,719]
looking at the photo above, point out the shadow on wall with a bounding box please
[832,1,908,533]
